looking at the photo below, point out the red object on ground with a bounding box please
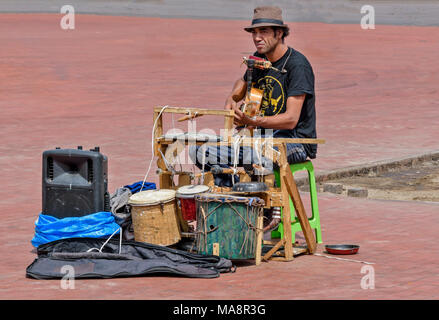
[325,244,360,255]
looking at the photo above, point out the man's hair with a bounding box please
[272,26,290,43]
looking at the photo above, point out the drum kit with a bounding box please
[127,181,267,261]
[129,106,273,258]
[125,103,326,265]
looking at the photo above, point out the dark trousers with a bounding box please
[189,141,307,187]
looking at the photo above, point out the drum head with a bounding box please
[128,189,176,205]
[177,184,210,197]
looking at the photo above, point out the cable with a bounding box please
[141,105,169,191]
[86,227,122,254]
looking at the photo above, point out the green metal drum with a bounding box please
[195,193,264,260]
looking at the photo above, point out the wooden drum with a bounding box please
[195,193,264,260]
[128,189,181,246]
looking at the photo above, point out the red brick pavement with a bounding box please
[2,193,439,299]
[0,14,438,299]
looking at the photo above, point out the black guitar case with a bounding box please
[26,237,234,279]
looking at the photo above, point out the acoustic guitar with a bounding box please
[231,85,263,139]
[240,86,263,119]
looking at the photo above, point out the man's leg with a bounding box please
[189,144,235,187]
[285,143,308,164]
[188,144,274,187]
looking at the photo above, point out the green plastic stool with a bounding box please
[271,160,323,244]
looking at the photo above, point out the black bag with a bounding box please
[26,237,234,279]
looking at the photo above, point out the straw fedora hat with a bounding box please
[244,6,289,32]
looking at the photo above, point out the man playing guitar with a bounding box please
[190,6,318,232]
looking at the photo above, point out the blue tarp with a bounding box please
[31,211,120,248]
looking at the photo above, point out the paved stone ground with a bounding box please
[320,158,439,202]
[3,193,439,299]
[0,12,438,300]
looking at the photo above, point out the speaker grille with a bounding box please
[47,157,54,180]
[87,159,94,183]
[45,186,95,218]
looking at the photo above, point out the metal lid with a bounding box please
[128,189,176,205]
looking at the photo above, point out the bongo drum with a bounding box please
[195,193,264,259]
[128,189,181,246]
[176,185,210,221]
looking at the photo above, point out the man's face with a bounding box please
[251,27,282,55]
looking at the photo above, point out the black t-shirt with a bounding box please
[243,47,317,158]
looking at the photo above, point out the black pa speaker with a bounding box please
[42,146,109,218]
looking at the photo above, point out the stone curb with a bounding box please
[295,150,439,187]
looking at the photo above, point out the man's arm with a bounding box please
[224,78,247,110]
[233,94,306,130]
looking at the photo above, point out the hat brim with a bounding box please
[244,23,289,32]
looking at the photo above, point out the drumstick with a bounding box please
[177,113,204,122]
[210,165,246,175]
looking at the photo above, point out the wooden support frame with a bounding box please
[260,141,318,262]
[153,106,234,189]
[153,106,234,138]
[152,106,324,264]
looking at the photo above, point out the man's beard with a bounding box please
[262,46,275,55]
[256,41,277,56]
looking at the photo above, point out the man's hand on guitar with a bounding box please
[233,105,257,127]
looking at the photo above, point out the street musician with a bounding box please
[190,6,318,232]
